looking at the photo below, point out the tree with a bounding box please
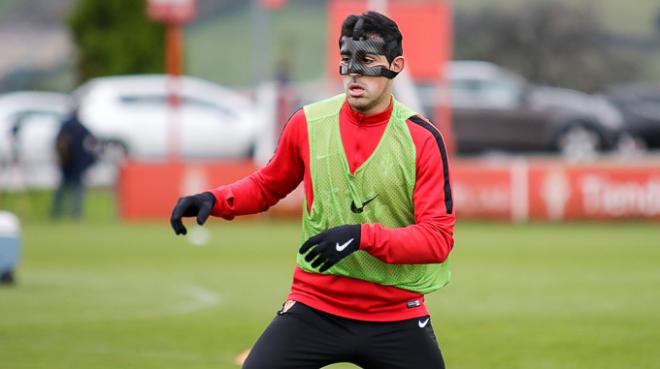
[68,0,165,84]
[454,1,646,92]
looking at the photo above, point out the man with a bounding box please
[171,11,454,368]
[51,109,97,219]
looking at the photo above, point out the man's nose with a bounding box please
[347,63,363,76]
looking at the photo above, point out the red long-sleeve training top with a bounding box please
[209,97,455,322]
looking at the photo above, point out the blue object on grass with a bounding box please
[0,211,20,281]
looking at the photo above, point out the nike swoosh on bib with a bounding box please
[350,194,379,214]
[335,238,354,252]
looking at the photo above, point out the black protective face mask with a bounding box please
[338,37,398,79]
[338,17,399,79]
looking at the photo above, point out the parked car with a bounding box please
[74,75,258,160]
[418,61,624,159]
[605,84,660,150]
[0,92,70,189]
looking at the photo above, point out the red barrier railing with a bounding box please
[119,159,660,221]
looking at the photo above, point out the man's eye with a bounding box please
[340,56,350,63]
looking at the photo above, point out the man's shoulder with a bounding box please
[405,114,441,136]
[303,94,345,120]
[307,93,345,106]
[404,114,450,155]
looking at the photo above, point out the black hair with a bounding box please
[339,11,403,64]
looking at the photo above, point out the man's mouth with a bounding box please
[348,83,366,97]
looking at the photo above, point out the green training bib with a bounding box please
[298,94,450,294]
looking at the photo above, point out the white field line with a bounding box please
[75,346,236,365]
[168,284,223,315]
[1,284,223,325]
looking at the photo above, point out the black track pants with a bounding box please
[243,301,445,369]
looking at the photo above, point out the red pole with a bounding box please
[165,23,183,76]
[165,22,183,162]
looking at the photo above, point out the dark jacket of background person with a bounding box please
[55,112,97,180]
[51,111,98,219]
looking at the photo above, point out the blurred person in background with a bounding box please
[171,11,454,369]
[51,108,97,220]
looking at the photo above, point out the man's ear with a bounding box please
[390,56,405,73]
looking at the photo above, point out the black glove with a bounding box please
[299,224,361,272]
[170,192,216,235]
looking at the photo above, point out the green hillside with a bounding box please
[185,1,327,86]
[456,0,660,37]
[185,0,660,86]
[1,0,658,90]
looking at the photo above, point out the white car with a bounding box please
[74,75,258,160]
[0,92,70,189]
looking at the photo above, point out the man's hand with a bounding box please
[299,224,361,272]
[170,192,216,235]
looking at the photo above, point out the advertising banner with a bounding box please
[118,159,660,221]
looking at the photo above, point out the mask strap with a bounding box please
[380,68,398,79]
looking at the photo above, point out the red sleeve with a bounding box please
[360,116,455,264]
[208,109,307,219]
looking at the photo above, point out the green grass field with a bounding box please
[1,206,659,369]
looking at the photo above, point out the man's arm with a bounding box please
[359,116,455,264]
[170,110,307,235]
[208,109,307,220]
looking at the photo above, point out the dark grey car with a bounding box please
[419,61,624,160]
[606,84,660,150]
